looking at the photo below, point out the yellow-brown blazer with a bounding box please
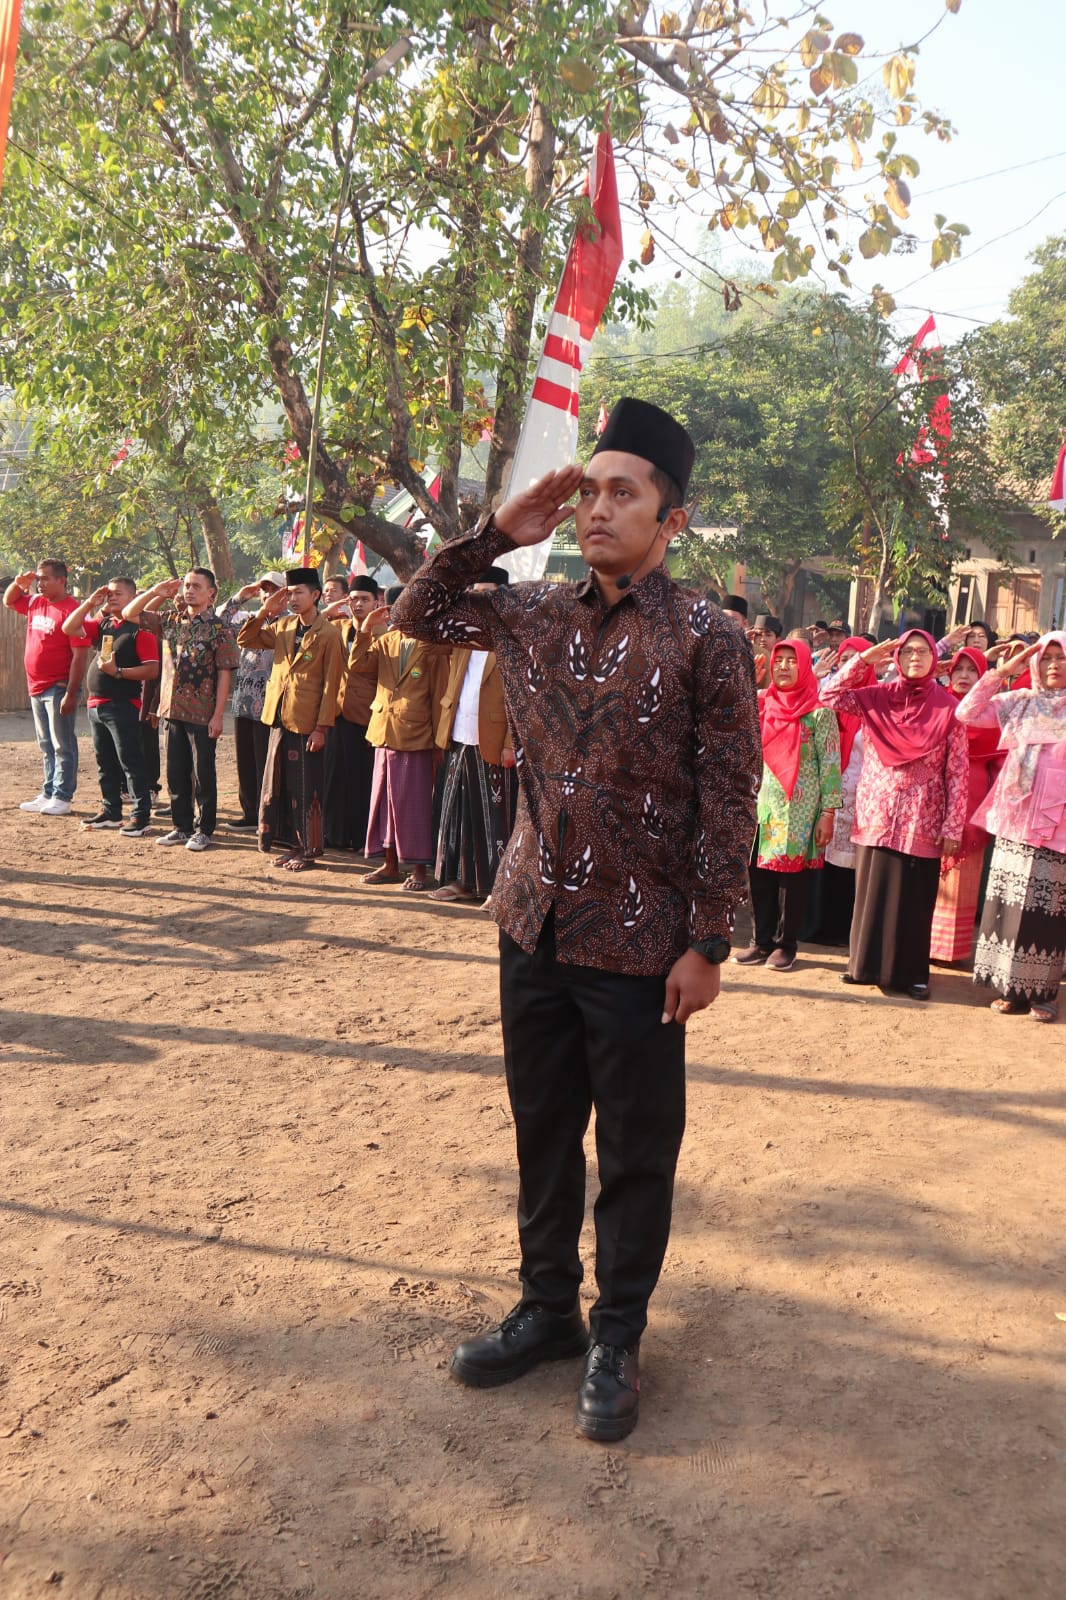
[237,610,343,735]
[349,628,450,751]
[435,648,512,766]
[334,618,387,725]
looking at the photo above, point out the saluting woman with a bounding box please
[821,629,969,1000]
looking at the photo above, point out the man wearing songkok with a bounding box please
[392,397,761,1441]
[321,575,386,852]
[237,567,343,871]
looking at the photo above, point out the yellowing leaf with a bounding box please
[883,53,915,100]
[559,55,597,93]
[846,133,862,172]
[809,63,832,97]
[834,32,864,55]
[798,28,830,67]
[639,228,655,265]
[946,0,962,12]
[885,177,911,219]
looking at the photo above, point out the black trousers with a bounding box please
[234,714,270,824]
[749,864,810,955]
[140,718,160,793]
[499,914,686,1347]
[88,700,152,823]
[325,716,376,850]
[164,718,218,836]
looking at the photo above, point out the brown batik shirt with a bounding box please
[392,521,761,977]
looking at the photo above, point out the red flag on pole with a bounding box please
[1049,441,1066,512]
[501,132,623,581]
[893,315,951,471]
[0,0,21,191]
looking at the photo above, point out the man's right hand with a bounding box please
[260,587,289,617]
[361,606,390,634]
[493,465,583,548]
[16,570,36,591]
[155,578,183,600]
[88,585,110,609]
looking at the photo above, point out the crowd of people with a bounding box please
[5,393,1066,1449]
[5,552,1065,1023]
[2,556,519,906]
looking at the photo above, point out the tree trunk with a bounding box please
[484,101,556,507]
[195,496,235,586]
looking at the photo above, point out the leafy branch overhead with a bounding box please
[1,1,968,575]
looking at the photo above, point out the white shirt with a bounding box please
[452,651,488,746]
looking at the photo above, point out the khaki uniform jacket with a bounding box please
[435,648,512,766]
[237,610,343,735]
[335,619,387,725]
[348,629,450,751]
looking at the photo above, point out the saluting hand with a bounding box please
[995,640,1040,680]
[493,465,583,548]
[361,605,390,635]
[860,639,897,671]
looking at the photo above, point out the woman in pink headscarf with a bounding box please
[929,647,1005,963]
[956,631,1066,1022]
[733,640,842,973]
[821,629,969,999]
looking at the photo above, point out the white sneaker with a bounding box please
[40,798,73,816]
[19,794,48,812]
[185,830,211,852]
[156,828,190,846]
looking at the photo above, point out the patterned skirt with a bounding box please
[435,742,517,898]
[972,836,1066,1004]
[930,850,984,964]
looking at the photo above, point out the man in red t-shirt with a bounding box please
[62,579,161,835]
[3,559,91,814]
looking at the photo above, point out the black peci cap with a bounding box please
[286,567,322,590]
[591,398,696,498]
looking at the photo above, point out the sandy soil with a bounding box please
[1,716,1064,1600]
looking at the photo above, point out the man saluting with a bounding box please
[392,399,760,1441]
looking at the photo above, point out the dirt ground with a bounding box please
[1,715,1064,1600]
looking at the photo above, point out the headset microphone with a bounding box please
[615,506,671,591]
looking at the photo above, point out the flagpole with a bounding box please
[301,36,410,562]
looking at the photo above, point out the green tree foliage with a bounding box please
[965,235,1066,525]
[1,2,966,575]
[584,295,1018,628]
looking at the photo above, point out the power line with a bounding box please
[921,149,1066,198]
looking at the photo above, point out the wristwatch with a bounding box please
[690,936,731,965]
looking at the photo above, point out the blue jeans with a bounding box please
[30,684,80,802]
[88,700,152,823]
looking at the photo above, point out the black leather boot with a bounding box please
[449,1303,588,1388]
[575,1342,640,1441]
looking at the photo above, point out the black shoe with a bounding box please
[575,1342,640,1442]
[449,1302,588,1389]
[81,812,122,830]
[908,983,930,1001]
[226,819,258,832]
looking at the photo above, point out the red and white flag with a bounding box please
[282,513,302,564]
[893,314,951,471]
[1049,441,1066,513]
[501,132,623,582]
[0,0,21,192]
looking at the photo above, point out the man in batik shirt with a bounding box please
[393,398,760,1441]
[124,569,238,853]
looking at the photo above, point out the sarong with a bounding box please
[972,836,1066,1005]
[259,727,326,858]
[849,845,940,989]
[365,747,435,863]
[324,717,376,850]
[435,741,518,897]
[930,851,984,964]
